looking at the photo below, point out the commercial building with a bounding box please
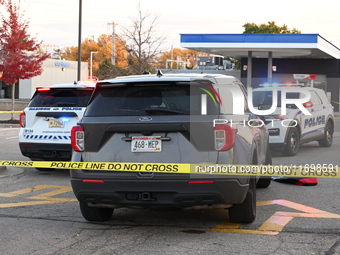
[180,33,340,111]
[0,58,88,100]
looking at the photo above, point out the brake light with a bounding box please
[37,87,50,91]
[19,112,26,127]
[214,124,236,151]
[71,125,85,151]
[276,114,287,120]
[303,101,313,108]
[188,180,215,184]
[82,180,105,183]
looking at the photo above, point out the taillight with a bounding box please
[19,112,26,127]
[214,124,236,151]
[303,101,313,108]
[37,87,51,91]
[188,180,215,184]
[82,180,105,183]
[276,114,287,120]
[71,125,85,151]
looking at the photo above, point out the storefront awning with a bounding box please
[180,34,340,59]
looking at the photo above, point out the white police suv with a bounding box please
[252,85,334,156]
[18,82,95,169]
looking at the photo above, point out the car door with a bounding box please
[300,90,324,141]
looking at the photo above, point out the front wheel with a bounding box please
[79,202,114,222]
[318,121,333,147]
[283,127,300,156]
[256,146,272,188]
[229,178,256,223]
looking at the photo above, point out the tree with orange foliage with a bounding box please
[0,0,49,119]
[62,34,128,80]
[158,48,209,69]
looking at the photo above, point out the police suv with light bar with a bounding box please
[70,72,271,224]
[252,84,334,156]
[18,81,95,170]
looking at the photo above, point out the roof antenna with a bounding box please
[157,69,163,78]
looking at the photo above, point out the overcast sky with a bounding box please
[16,0,340,51]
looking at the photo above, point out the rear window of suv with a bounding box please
[85,81,220,116]
[28,88,94,107]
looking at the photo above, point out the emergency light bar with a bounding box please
[259,83,304,87]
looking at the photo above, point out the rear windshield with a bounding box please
[84,81,220,116]
[28,88,94,107]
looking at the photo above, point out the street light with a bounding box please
[90,51,97,79]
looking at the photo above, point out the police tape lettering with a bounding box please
[0,160,338,178]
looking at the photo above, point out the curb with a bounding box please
[0,166,25,178]
[0,124,20,128]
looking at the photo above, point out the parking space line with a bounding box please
[210,199,340,235]
[0,185,77,208]
[1,186,340,235]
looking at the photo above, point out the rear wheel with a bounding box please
[29,158,55,171]
[229,178,256,223]
[79,202,114,222]
[318,121,333,147]
[35,168,54,171]
[283,127,300,156]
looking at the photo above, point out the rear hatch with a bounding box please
[80,80,222,165]
[19,86,94,144]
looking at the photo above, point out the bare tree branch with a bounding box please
[120,2,167,74]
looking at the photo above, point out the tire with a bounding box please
[318,121,333,147]
[79,202,114,222]
[283,127,300,156]
[256,146,272,188]
[29,158,55,171]
[229,178,256,223]
[35,168,54,171]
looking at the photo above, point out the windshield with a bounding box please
[85,81,220,116]
[28,88,94,107]
[252,90,300,108]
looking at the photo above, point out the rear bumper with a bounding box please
[19,142,72,161]
[71,177,249,208]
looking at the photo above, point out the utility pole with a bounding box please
[107,22,116,65]
[77,0,82,81]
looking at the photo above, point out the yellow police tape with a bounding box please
[0,160,339,178]
[0,111,22,113]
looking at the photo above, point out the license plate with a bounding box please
[48,118,64,128]
[131,136,162,152]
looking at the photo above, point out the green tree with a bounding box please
[243,21,301,33]
[95,59,129,79]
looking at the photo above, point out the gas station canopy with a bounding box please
[180,34,340,59]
